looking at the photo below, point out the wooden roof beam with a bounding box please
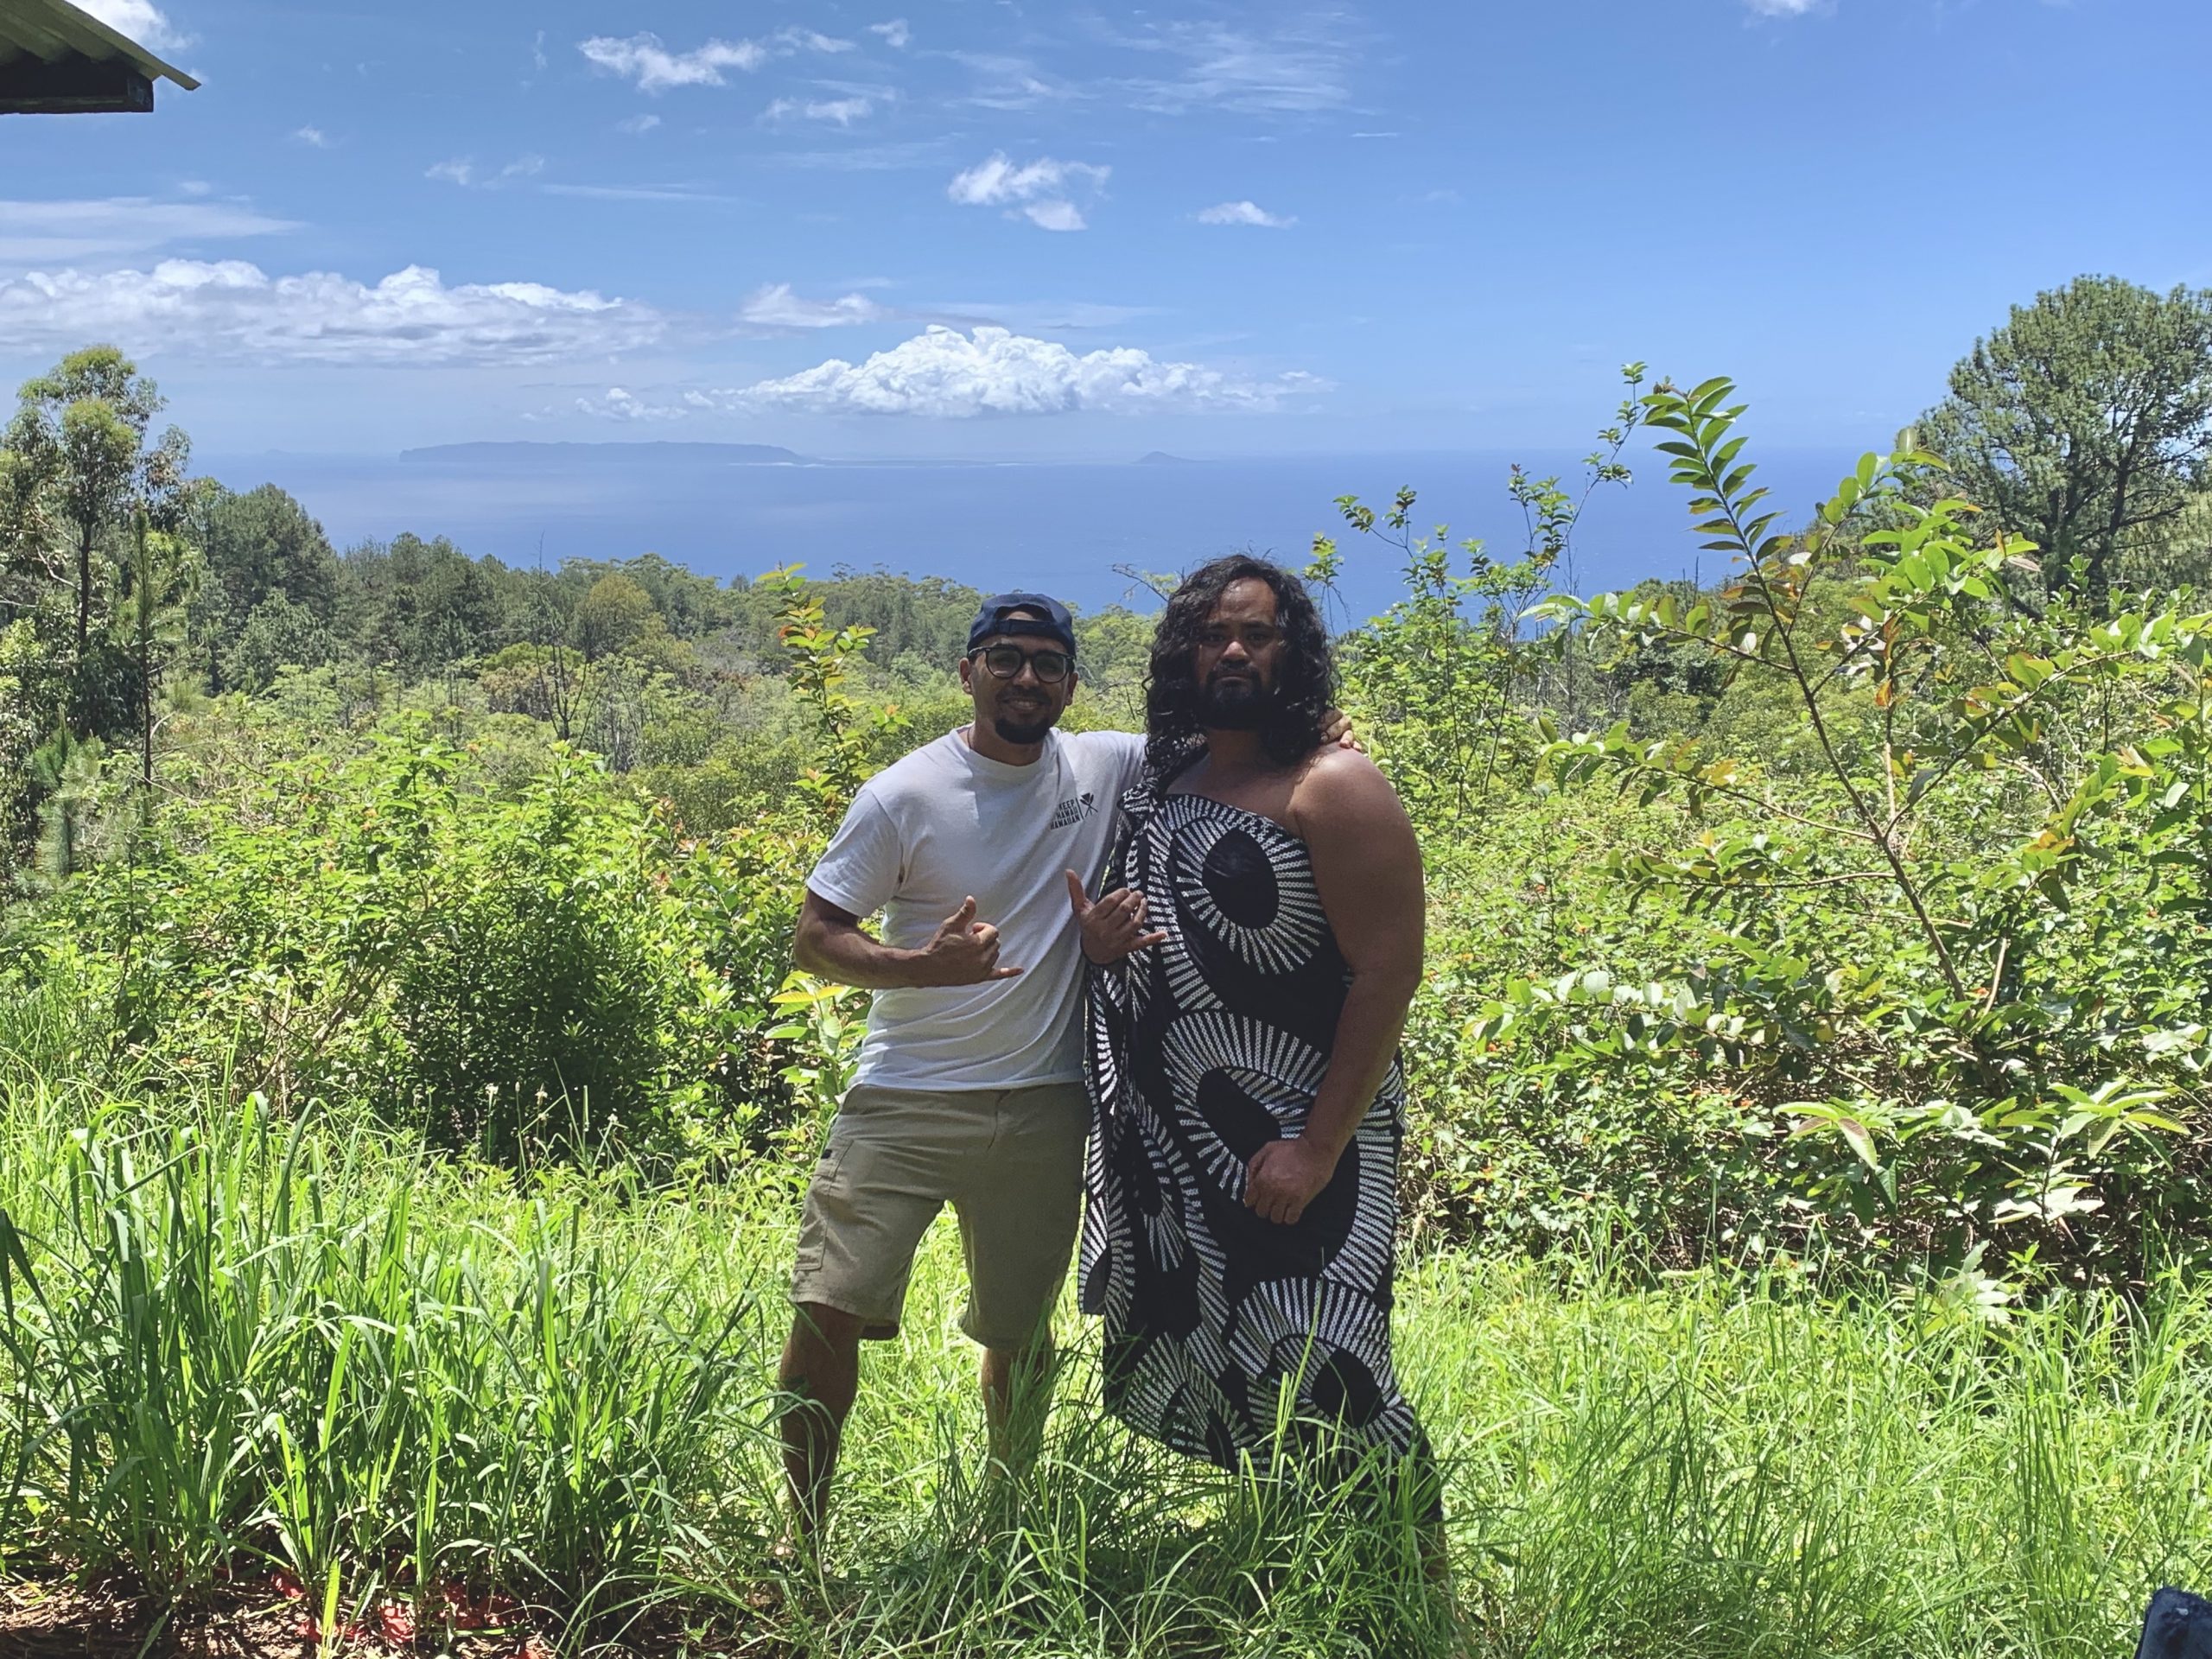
[0,48,150,111]
[0,0,200,113]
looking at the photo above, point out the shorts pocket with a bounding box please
[792,1143,847,1274]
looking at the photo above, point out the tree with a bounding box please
[232,593,335,693]
[5,346,190,652]
[574,572,656,661]
[190,483,340,691]
[0,447,58,623]
[118,516,197,798]
[340,533,505,675]
[559,552,732,639]
[1918,276,2212,610]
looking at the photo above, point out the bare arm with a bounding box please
[794,889,1024,990]
[1243,751,1425,1225]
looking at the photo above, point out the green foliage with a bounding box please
[573,570,658,661]
[337,532,508,678]
[231,591,336,691]
[1326,486,1560,826]
[9,724,815,1166]
[4,346,190,660]
[1516,377,2212,1286]
[1321,366,1643,825]
[0,620,65,883]
[0,1090,772,1632]
[0,1075,2209,1656]
[186,483,340,693]
[24,730,118,893]
[759,562,912,814]
[1919,275,2212,608]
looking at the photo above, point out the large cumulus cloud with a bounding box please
[728,324,1320,416]
[0,260,666,365]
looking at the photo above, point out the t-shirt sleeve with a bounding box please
[1086,730,1149,796]
[806,790,903,917]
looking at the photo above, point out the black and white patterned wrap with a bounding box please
[1078,786,1424,1469]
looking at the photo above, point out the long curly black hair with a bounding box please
[1144,554,1336,782]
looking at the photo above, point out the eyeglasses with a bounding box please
[971,645,1073,683]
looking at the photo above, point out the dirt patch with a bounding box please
[0,1578,537,1659]
[0,1577,797,1659]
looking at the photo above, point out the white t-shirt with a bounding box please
[807,728,1149,1090]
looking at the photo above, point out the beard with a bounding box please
[1198,671,1272,730]
[992,712,1057,745]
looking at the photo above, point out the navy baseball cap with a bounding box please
[967,592,1077,657]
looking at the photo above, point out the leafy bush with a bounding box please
[1454,378,2212,1287]
[6,719,816,1166]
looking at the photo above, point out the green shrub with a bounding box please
[7,720,815,1167]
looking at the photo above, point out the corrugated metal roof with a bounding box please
[0,0,200,111]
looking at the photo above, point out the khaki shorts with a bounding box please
[790,1079,1088,1348]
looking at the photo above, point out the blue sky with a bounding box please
[7,0,2210,461]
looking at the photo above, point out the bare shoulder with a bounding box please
[1290,745,1408,829]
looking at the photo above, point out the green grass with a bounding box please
[0,1044,2209,1655]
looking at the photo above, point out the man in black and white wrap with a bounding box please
[1069,554,1441,1540]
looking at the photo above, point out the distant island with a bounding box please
[399,442,810,467]
[1136,451,1206,466]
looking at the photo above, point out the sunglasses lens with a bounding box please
[982,647,1070,682]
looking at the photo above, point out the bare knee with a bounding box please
[983,1332,1053,1375]
[782,1303,867,1405]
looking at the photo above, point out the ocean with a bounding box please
[197,444,1872,623]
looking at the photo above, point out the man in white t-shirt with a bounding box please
[777,592,1166,1538]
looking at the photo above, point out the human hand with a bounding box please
[913,896,1024,985]
[1243,1137,1338,1225]
[1320,708,1362,751]
[1065,870,1168,965]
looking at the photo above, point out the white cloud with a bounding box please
[765,95,874,126]
[1197,200,1294,227]
[426,155,544,188]
[1112,16,1354,114]
[0,197,297,263]
[0,260,665,365]
[728,324,1321,417]
[948,52,1076,111]
[617,112,662,134]
[775,28,855,54]
[740,283,887,328]
[292,125,331,148]
[569,387,692,423]
[578,28,849,92]
[1745,0,1825,10]
[947,153,1103,207]
[1022,200,1087,232]
[73,0,188,53]
[948,152,1108,232]
[579,33,768,92]
[869,19,912,48]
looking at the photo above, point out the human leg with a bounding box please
[980,1328,1059,1478]
[783,1085,956,1535]
[777,1301,868,1539]
[955,1082,1088,1478]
